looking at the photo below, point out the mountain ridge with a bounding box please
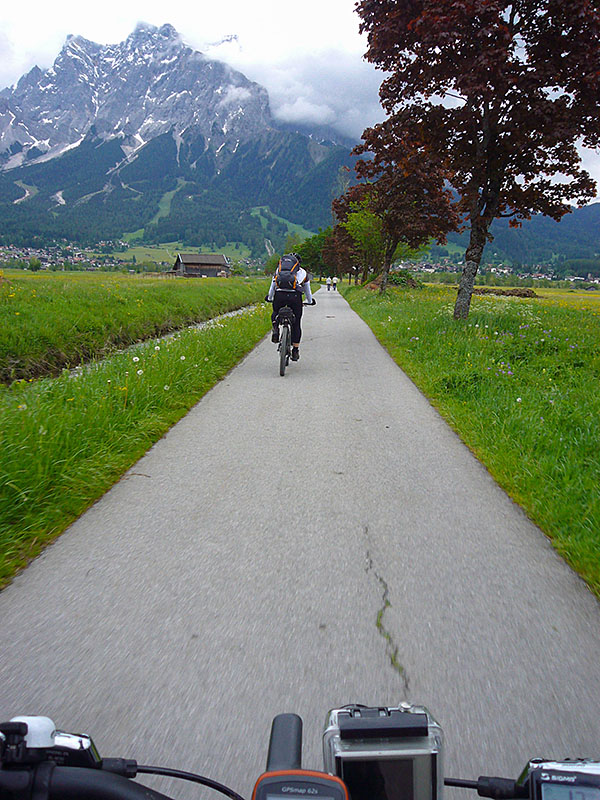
[0,23,355,254]
[1,23,598,265]
[0,23,274,171]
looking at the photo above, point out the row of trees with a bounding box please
[318,0,600,319]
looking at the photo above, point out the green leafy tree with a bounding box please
[334,180,450,291]
[265,253,280,275]
[297,228,331,277]
[284,232,305,253]
[340,197,386,284]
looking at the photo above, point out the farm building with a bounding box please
[171,253,230,277]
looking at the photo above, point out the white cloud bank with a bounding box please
[201,37,384,140]
[0,0,385,141]
[0,0,598,189]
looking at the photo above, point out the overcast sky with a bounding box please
[0,0,385,141]
[1,0,599,191]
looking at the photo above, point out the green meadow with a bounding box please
[342,284,600,596]
[0,272,271,587]
[1,271,267,382]
[2,272,598,596]
[104,242,253,262]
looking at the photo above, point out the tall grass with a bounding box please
[343,285,600,596]
[0,304,271,588]
[0,271,267,382]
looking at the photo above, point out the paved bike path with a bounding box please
[1,288,599,798]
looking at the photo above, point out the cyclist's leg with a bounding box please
[271,293,285,341]
[290,293,303,348]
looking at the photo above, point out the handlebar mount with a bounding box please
[2,713,599,800]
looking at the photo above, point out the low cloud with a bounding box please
[218,85,252,107]
[275,97,337,127]
[202,38,385,141]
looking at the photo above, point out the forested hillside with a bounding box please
[447,202,600,268]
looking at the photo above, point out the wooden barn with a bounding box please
[171,253,230,278]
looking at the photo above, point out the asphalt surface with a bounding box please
[1,286,600,800]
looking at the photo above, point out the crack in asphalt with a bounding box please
[364,526,410,694]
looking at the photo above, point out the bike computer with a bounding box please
[252,769,349,800]
[528,761,600,800]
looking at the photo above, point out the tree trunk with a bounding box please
[379,238,397,294]
[453,219,488,319]
[379,262,390,293]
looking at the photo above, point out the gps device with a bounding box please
[252,769,349,800]
[323,705,443,800]
[526,761,600,800]
[254,713,349,800]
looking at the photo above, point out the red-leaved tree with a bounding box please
[334,121,460,290]
[356,0,600,318]
[322,224,361,282]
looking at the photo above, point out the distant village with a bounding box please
[0,242,139,272]
[0,242,263,274]
[1,241,599,285]
[402,259,600,284]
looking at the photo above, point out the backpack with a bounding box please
[275,254,301,290]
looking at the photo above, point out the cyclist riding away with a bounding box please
[267,253,315,361]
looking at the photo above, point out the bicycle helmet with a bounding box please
[291,252,302,264]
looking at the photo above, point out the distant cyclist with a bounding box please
[267,253,315,361]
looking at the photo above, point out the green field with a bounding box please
[342,284,600,596]
[104,241,253,263]
[3,274,598,594]
[150,178,187,224]
[250,206,315,240]
[0,271,268,383]
[0,271,271,587]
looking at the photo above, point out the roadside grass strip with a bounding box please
[0,304,271,589]
[342,285,600,597]
[0,272,267,383]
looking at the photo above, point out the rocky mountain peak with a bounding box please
[127,22,179,43]
[0,23,273,171]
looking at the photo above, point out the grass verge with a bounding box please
[0,304,271,589]
[0,273,267,383]
[342,284,600,597]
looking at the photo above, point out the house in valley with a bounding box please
[171,253,230,277]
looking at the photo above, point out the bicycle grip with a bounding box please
[265,714,302,772]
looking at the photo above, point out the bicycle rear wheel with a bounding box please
[279,325,289,376]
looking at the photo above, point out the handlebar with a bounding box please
[49,767,171,800]
[0,763,247,800]
[0,766,171,800]
[1,713,596,800]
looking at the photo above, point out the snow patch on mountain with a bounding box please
[0,22,274,171]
